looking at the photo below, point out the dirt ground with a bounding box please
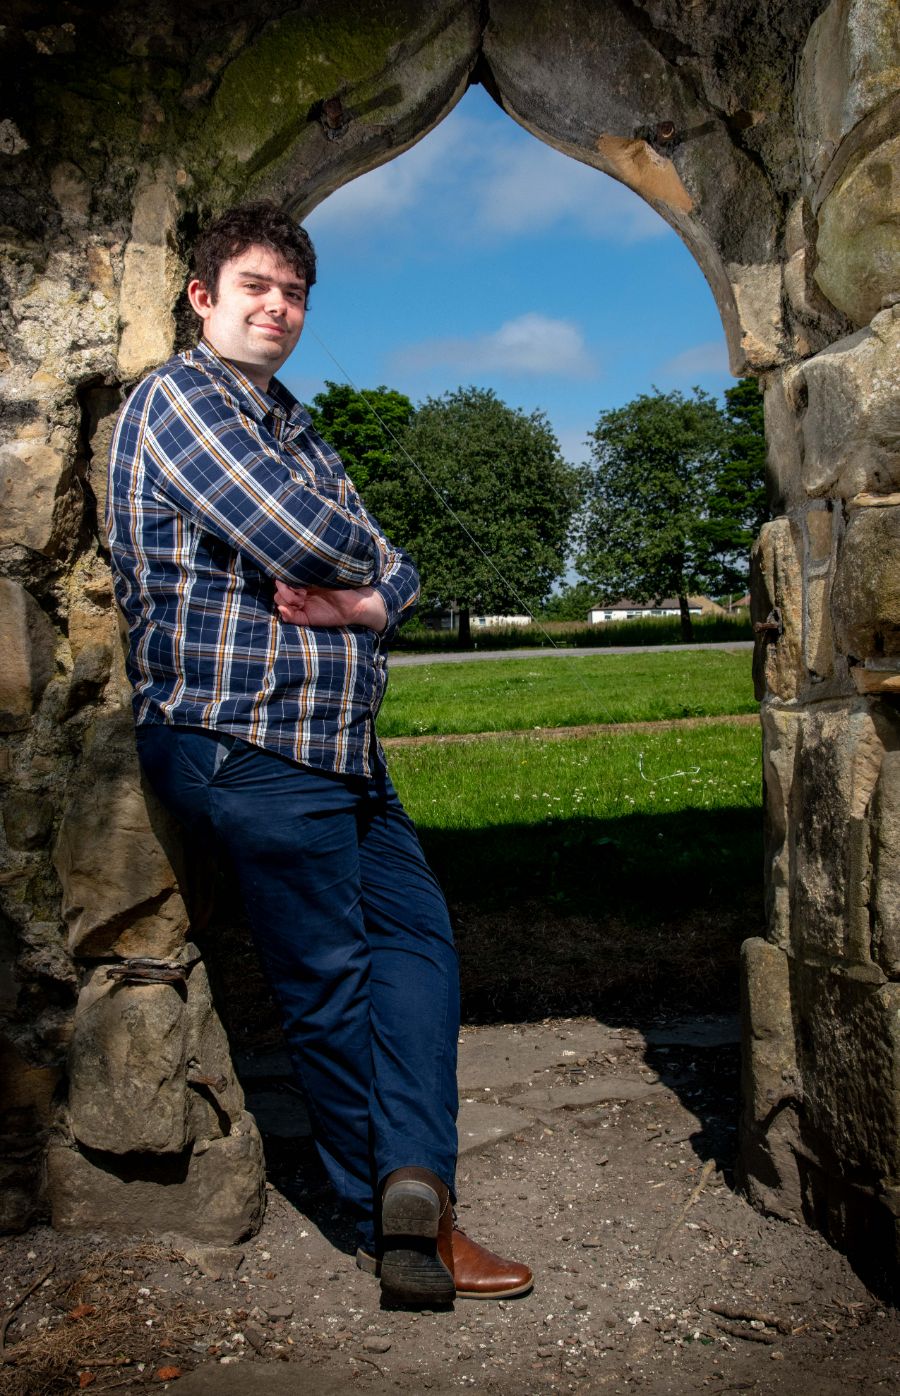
[2,1013,899,1395]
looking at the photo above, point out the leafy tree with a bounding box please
[365,386,584,645]
[541,580,597,622]
[693,377,768,599]
[576,387,728,642]
[306,381,414,495]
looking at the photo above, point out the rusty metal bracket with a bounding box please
[105,953,199,986]
[753,607,783,639]
[186,1061,228,1095]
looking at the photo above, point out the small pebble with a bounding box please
[363,1336,392,1353]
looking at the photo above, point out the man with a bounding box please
[107,201,532,1306]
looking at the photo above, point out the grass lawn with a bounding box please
[378,648,755,738]
[386,720,763,1019]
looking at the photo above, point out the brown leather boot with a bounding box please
[379,1167,455,1305]
[437,1203,534,1300]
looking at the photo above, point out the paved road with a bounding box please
[389,640,754,668]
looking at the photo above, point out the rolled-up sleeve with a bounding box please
[144,376,381,588]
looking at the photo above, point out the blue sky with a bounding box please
[282,83,733,468]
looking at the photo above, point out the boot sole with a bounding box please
[380,1181,455,1305]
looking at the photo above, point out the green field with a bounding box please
[378,648,755,737]
[388,720,761,908]
[387,719,763,1018]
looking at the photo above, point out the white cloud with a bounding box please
[306,105,672,245]
[389,312,597,379]
[659,340,731,380]
[305,118,473,232]
[474,139,670,243]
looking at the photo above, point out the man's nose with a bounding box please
[264,287,288,315]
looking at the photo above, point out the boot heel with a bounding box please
[382,1180,440,1238]
[380,1180,454,1305]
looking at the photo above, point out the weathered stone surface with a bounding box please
[68,970,189,1154]
[782,199,851,353]
[872,751,900,977]
[739,938,803,1222]
[791,707,884,961]
[79,384,124,551]
[47,1111,265,1244]
[761,366,806,511]
[185,961,247,1141]
[1,792,54,850]
[805,506,837,677]
[832,503,900,660]
[750,518,804,701]
[727,263,786,370]
[797,307,900,500]
[52,708,188,957]
[117,168,183,380]
[794,964,900,1182]
[797,0,900,189]
[0,1033,62,1230]
[0,439,77,557]
[815,134,900,328]
[0,579,57,732]
[760,706,800,947]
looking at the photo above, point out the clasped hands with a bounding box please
[273,579,387,633]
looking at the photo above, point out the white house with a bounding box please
[587,596,726,624]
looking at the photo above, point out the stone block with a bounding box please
[815,134,900,328]
[761,366,805,511]
[52,708,188,957]
[796,0,900,189]
[832,503,900,661]
[738,938,803,1221]
[793,963,900,1184]
[791,706,883,961]
[64,641,113,716]
[184,960,246,1141]
[0,438,78,557]
[872,751,900,977]
[1,792,54,850]
[47,1111,265,1244]
[760,705,800,945]
[727,262,785,370]
[117,170,182,380]
[0,579,57,732]
[750,517,804,700]
[68,969,189,1154]
[796,308,900,499]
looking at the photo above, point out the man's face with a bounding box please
[187,245,307,389]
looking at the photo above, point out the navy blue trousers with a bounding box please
[136,725,459,1250]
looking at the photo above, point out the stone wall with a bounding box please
[0,0,897,1282]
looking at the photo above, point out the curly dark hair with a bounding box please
[191,201,317,301]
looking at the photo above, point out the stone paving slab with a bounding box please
[457,1100,531,1153]
[457,1020,613,1092]
[504,1074,673,1111]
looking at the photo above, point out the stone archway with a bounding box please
[1,0,897,1289]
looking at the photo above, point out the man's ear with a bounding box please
[187,278,213,320]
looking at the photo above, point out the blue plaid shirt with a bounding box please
[107,339,419,776]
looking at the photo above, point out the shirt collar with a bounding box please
[189,337,312,432]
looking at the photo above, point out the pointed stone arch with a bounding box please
[1,0,898,1293]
